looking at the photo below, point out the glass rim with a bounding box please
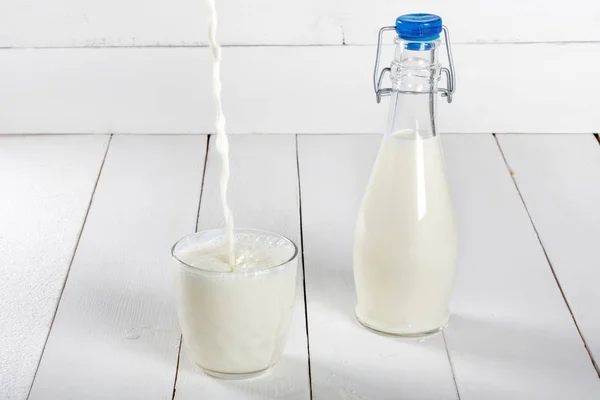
[171,228,299,276]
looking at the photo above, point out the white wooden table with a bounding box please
[1,133,599,400]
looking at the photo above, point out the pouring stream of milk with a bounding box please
[205,0,235,269]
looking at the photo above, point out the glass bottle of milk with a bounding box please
[354,14,458,336]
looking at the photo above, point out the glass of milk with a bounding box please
[171,229,298,379]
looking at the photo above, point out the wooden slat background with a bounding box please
[1,0,599,46]
[0,1,598,134]
[1,44,598,135]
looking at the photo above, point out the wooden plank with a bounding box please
[497,134,600,369]
[0,135,108,400]
[0,0,599,47]
[174,135,310,399]
[441,134,600,399]
[297,135,458,400]
[1,44,598,135]
[28,135,207,399]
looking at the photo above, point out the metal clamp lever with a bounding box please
[373,26,395,104]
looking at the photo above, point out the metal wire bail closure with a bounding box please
[373,24,456,104]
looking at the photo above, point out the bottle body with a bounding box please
[354,37,458,336]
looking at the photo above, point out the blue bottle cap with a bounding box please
[395,13,442,41]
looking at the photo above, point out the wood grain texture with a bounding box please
[441,134,600,399]
[297,135,458,400]
[497,134,600,370]
[28,135,207,399]
[0,0,599,47]
[0,135,108,400]
[1,44,598,135]
[174,135,310,399]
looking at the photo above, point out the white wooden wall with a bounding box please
[1,1,599,134]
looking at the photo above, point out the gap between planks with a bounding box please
[170,135,211,400]
[442,331,461,400]
[25,134,114,399]
[3,40,600,51]
[295,134,314,400]
[492,133,600,378]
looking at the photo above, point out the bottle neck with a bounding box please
[385,38,441,139]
